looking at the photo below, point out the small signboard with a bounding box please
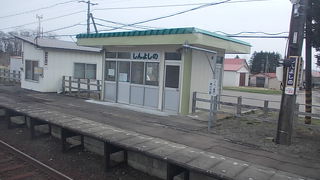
[34,67,43,75]
[285,87,295,95]
[208,79,218,96]
[285,56,302,95]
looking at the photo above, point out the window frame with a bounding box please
[131,61,144,85]
[73,63,97,79]
[165,52,181,61]
[105,61,117,81]
[145,62,159,86]
[25,59,39,82]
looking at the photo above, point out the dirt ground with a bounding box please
[0,120,161,180]
[204,110,320,161]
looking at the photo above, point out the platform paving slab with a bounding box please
[166,147,202,164]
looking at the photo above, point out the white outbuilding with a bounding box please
[223,58,250,87]
[15,36,102,92]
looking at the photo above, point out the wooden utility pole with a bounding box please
[305,0,312,124]
[276,0,308,145]
[79,0,98,34]
[90,13,98,33]
[36,14,43,37]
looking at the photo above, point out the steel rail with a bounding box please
[0,139,73,180]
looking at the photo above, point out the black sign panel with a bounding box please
[286,57,297,86]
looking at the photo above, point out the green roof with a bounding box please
[76,27,250,47]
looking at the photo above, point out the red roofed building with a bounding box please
[249,72,281,90]
[223,58,249,87]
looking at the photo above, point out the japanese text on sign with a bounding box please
[208,79,218,96]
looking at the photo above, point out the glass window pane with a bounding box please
[145,62,159,86]
[74,63,85,79]
[118,52,131,59]
[118,61,130,82]
[105,61,116,81]
[32,61,39,81]
[25,60,32,80]
[86,64,96,79]
[106,52,116,58]
[131,62,144,84]
[165,52,181,60]
[217,56,224,64]
[165,65,180,88]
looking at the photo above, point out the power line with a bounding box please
[215,31,289,36]
[93,0,270,11]
[43,22,86,33]
[0,0,78,19]
[0,10,86,31]
[95,23,139,31]
[100,0,232,32]
[226,35,288,38]
[0,0,270,31]
[94,17,160,30]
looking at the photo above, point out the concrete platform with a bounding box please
[0,85,319,180]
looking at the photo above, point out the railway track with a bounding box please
[0,140,73,180]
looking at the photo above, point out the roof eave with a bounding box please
[77,33,251,54]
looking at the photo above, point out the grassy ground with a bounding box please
[298,117,320,126]
[268,111,320,126]
[223,86,282,94]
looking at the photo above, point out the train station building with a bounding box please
[77,27,251,115]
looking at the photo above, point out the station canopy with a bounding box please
[77,27,251,54]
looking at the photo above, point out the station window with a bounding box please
[145,62,159,86]
[74,63,97,79]
[165,65,180,88]
[25,60,39,81]
[131,62,144,84]
[117,52,131,59]
[165,52,181,60]
[217,56,224,64]
[105,61,116,81]
[106,52,116,58]
[118,61,130,82]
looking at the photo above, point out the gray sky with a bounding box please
[0,0,318,70]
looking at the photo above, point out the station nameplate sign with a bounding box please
[132,52,160,61]
[285,56,302,95]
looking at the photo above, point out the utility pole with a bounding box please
[305,0,312,124]
[36,14,43,37]
[90,13,98,33]
[276,0,308,145]
[79,0,98,34]
[265,53,269,73]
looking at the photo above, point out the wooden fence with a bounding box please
[62,76,102,100]
[192,91,320,119]
[0,68,21,84]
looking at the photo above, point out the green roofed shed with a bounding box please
[76,27,251,115]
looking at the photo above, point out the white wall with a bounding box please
[9,57,22,73]
[189,49,225,112]
[44,49,102,92]
[21,42,46,91]
[223,66,249,87]
[223,71,238,87]
[21,41,102,92]
[268,78,281,90]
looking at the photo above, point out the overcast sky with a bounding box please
[0,0,318,70]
